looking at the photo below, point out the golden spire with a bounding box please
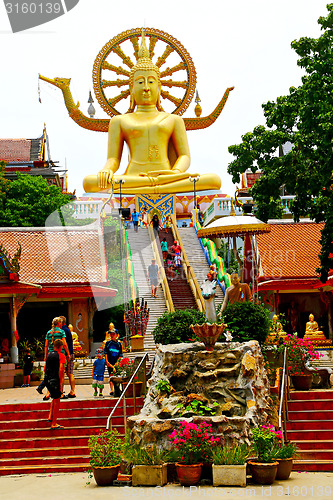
[138,28,150,59]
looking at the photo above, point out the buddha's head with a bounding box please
[272,314,278,322]
[309,314,314,322]
[129,31,163,112]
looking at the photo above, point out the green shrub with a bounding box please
[153,308,206,345]
[220,301,271,345]
[88,429,123,467]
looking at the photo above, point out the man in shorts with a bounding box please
[59,316,76,398]
[148,258,159,298]
[44,339,66,429]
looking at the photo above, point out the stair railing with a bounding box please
[171,217,205,312]
[106,353,148,432]
[278,347,290,443]
[148,225,175,313]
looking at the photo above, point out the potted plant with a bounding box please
[272,440,299,480]
[88,429,123,486]
[123,439,167,486]
[283,335,320,390]
[169,420,219,486]
[212,443,249,487]
[248,425,280,485]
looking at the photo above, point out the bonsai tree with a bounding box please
[220,301,271,344]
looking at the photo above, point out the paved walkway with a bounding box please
[0,471,332,500]
[0,384,110,405]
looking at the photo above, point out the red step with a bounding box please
[286,389,333,472]
[0,396,144,475]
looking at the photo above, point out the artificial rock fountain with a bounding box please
[127,340,271,449]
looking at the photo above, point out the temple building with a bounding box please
[256,220,333,342]
[0,126,67,191]
[0,224,117,362]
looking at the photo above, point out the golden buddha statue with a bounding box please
[69,324,82,352]
[304,313,325,342]
[83,32,221,195]
[265,314,287,344]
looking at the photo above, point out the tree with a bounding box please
[227,4,333,281]
[0,162,76,227]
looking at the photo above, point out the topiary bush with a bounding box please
[221,301,271,345]
[153,308,206,345]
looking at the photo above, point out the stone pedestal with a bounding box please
[0,363,16,389]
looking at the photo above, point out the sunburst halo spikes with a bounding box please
[197,215,271,239]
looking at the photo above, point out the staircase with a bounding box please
[0,397,144,476]
[286,389,333,471]
[178,227,224,308]
[159,229,197,310]
[126,227,167,350]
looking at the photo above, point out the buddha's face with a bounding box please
[309,314,314,322]
[273,315,278,322]
[132,70,160,106]
[231,273,240,286]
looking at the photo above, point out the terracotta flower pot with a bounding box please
[124,381,143,397]
[291,374,313,391]
[92,464,120,486]
[175,462,202,486]
[248,461,278,485]
[276,458,293,480]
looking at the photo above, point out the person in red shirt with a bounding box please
[170,240,181,257]
[44,339,66,429]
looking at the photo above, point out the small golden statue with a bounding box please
[265,314,287,344]
[304,314,325,341]
[69,324,82,352]
[83,32,221,195]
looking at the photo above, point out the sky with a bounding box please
[0,0,329,197]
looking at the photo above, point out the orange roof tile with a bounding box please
[0,139,31,162]
[0,226,108,285]
[256,221,324,280]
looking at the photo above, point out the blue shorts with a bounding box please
[93,374,104,382]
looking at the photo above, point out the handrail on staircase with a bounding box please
[148,225,175,313]
[171,217,205,312]
[106,353,148,432]
[278,347,290,443]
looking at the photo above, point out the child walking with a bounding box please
[92,349,110,397]
[22,348,34,387]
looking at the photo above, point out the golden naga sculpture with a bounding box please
[39,28,233,195]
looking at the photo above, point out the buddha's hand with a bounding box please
[98,168,113,189]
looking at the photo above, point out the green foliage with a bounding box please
[272,441,299,460]
[88,429,123,467]
[177,399,219,417]
[211,444,250,465]
[122,433,166,465]
[156,380,173,395]
[220,301,271,344]
[251,426,282,463]
[227,4,333,281]
[217,240,243,274]
[153,308,206,344]
[0,167,74,227]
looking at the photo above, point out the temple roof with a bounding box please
[0,225,109,286]
[256,221,324,281]
[0,137,43,162]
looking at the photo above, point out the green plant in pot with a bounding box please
[212,443,249,487]
[272,440,299,480]
[123,440,168,486]
[88,429,123,486]
[248,425,280,485]
[169,420,219,486]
